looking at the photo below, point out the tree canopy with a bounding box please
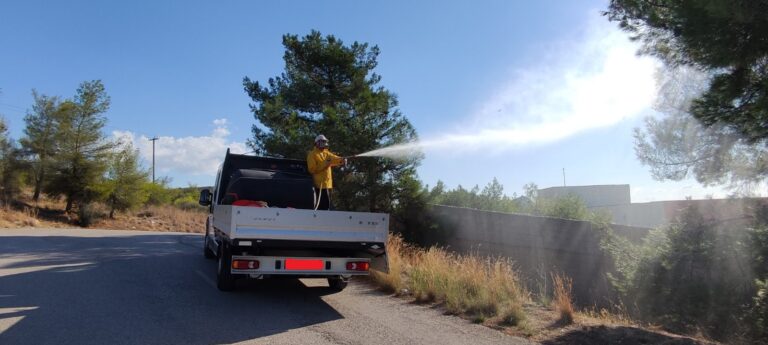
[20,91,63,201]
[634,68,768,190]
[243,31,420,212]
[98,142,149,218]
[46,80,114,211]
[605,0,768,143]
[0,116,22,201]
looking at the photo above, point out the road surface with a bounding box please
[0,228,531,345]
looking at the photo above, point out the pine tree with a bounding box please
[0,117,23,203]
[46,80,114,212]
[605,0,768,143]
[243,31,420,212]
[99,143,149,218]
[20,90,63,201]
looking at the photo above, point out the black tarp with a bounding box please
[216,150,314,209]
[223,169,314,209]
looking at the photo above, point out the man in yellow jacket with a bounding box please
[307,134,346,210]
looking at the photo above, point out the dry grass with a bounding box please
[579,304,635,327]
[0,191,206,232]
[27,196,67,210]
[371,234,529,326]
[0,203,41,228]
[552,273,574,325]
[370,234,410,294]
[96,205,207,233]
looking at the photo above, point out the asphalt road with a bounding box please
[0,228,531,345]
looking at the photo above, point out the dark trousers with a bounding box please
[314,188,332,210]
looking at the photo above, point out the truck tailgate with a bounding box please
[216,206,388,243]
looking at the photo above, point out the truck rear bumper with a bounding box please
[230,255,371,276]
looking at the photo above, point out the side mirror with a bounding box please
[199,189,212,206]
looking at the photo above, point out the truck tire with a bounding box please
[328,276,349,292]
[203,219,216,259]
[203,234,216,259]
[217,243,236,291]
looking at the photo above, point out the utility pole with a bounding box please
[149,137,158,183]
[562,168,566,187]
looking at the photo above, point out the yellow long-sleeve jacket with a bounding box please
[306,147,344,189]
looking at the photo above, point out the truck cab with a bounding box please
[199,150,389,291]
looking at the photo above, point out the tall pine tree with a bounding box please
[20,91,62,201]
[46,80,114,212]
[243,31,421,212]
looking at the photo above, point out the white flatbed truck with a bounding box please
[199,150,389,291]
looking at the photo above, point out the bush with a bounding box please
[536,194,590,220]
[604,206,755,340]
[0,123,24,203]
[173,199,200,210]
[171,186,205,211]
[77,203,100,227]
[428,179,522,214]
[142,181,174,205]
[749,206,768,342]
[752,279,768,341]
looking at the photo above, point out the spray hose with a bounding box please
[313,188,323,210]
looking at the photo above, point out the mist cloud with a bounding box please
[360,16,659,159]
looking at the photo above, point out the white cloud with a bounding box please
[112,119,247,178]
[112,130,136,147]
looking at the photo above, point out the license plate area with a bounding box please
[285,258,324,271]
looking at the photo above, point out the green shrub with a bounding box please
[603,206,755,340]
[536,194,590,220]
[77,203,99,227]
[142,181,173,205]
[752,279,768,341]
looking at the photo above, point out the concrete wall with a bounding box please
[427,205,650,306]
[537,185,631,208]
[592,202,667,228]
[592,198,768,228]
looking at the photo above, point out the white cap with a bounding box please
[314,134,328,143]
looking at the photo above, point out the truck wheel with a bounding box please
[203,234,216,259]
[217,244,235,291]
[328,276,349,292]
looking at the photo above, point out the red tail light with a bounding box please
[346,261,370,271]
[232,259,259,269]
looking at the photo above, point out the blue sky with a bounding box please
[0,0,729,202]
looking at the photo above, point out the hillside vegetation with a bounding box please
[1,187,206,232]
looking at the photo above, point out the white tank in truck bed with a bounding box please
[213,205,389,243]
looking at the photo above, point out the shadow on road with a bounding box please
[540,325,705,345]
[0,233,344,345]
